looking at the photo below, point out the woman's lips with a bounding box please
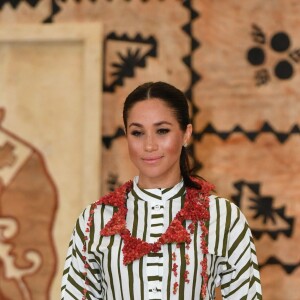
[142,156,163,164]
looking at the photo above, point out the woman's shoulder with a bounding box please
[76,181,132,225]
[208,194,246,223]
[209,194,237,206]
[75,199,115,226]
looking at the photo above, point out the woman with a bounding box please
[61,82,262,299]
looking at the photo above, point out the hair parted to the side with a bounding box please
[123,81,202,190]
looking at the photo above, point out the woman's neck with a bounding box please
[137,174,182,189]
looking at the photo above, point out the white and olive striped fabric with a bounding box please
[61,177,262,300]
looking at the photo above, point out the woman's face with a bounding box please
[126,98,192,189]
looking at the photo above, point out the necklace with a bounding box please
[82,177,214,299]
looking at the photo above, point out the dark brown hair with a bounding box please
[123,81,201,189]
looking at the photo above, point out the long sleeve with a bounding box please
[61,207,102,300]
[220,205,262,299]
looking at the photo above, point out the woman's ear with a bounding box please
[183,124,193,146]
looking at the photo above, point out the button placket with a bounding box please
[154,204,160,211]
[148,198,164,299]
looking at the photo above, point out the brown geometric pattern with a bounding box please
[0,109,57,300]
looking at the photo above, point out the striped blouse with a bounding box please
[61,177,262,300]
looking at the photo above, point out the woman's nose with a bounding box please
[144,134,158,152]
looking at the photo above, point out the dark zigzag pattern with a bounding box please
[106,32,156,45]
[194,122,300,143]
[260,256,300,274]
[101,122,300,149]
[0,0,40,9]
[1,0,63,23]
[181,1,201,107]
[181,0,202,171]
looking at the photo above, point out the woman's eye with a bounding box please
[157,128,170,135]
[131,130,143,137]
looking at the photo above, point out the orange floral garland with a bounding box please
[82,177,214,300]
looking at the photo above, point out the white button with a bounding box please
[154,204,160,211]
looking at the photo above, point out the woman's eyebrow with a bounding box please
[128,122,143,128]
[154,121,173,126]
[128,121,173,128]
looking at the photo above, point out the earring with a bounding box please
[183,143,188,148]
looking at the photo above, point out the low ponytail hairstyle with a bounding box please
[123,81,202,190]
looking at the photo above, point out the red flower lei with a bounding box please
[82,177,214,300]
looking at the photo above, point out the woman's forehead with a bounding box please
[127,99,177,122]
